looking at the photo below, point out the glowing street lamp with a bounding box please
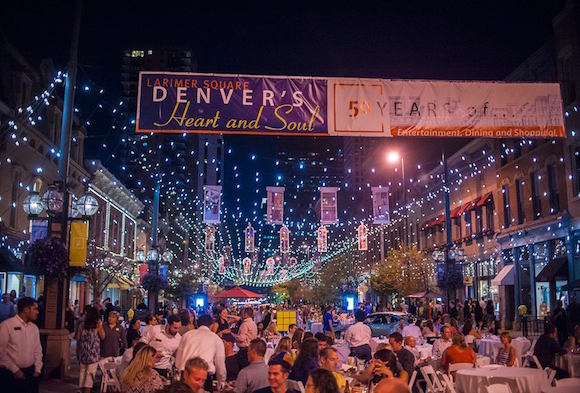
[386,151,408,245]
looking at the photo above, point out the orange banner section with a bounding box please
[70,221,88,267]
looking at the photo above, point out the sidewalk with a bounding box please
[40,340,80,393]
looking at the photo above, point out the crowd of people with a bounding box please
[1,293,580,393]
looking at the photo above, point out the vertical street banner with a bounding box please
[266,186,285,224]
[320,187,338,224]
[242,257,252,275]
[30,220,48,243]
[317,225,328,253]
[357,223,368,251]
[139,264,148,284]
[159,264,169,282]
[69,221,88,267]
[204,225,216,253]
[203,185,222,224]
[244,223,255,253]
[279,224,290,254]
[372,186,391,224]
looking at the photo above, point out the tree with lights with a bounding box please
[85,240,134,300]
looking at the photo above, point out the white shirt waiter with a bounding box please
[0,314,43,374]
[146,317,182,371]
[175,317,226,383]
[345,321,371,348]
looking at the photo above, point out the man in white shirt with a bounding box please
[236,307,258,368]
[0,297,43,392]
[147,314,182,377]
[344,310,371,361]
[431,325,452,359]
[176,314,226,392]
[401,318,422,340]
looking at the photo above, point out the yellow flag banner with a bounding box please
[70,221,88,267]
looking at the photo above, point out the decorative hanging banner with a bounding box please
[320,187,338,224]
[279,224,290,254]
[317,225,328,253]
[138,264,148,284]
[266,187,285,224]
[357,223,368,251]
[203,185,222,224]
[69,221,89,267]
[242,257,252,275]
[204,225,216,253]
[372,186,391,224]
[244,223,255,253]
[138,72,565,139]
[159,264,169,282]
[266,257,275,275]
[218,256,226,275]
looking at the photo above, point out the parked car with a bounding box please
[334,312,408,337]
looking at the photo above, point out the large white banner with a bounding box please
[327,79,564,138]
[266,186,285,225]
[372,186,390,224]
[203,185,222,224]
[320,187,338,224]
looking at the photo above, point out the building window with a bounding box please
[453,217,462,240]
[572,146,580,196]
[514,140,522,159]
[475,207,483,234]
[530,172,541,219]
[502,185,511,228]
[485,205,494,233]
[547,165,559,214]
[515,179,525,225]
[465,210,473,238]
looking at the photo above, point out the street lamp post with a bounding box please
[387,152,407,247]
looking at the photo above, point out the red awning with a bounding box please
[477,192,493,207]
[214,286,265,299]
[450,206,463,218]
[422,214,445,229]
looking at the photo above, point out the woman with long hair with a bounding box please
[358,348,407,385]
[122,345,165,393]
[272,336,295,366]
[76,306,105,393]
[290,338,319,385]
[291,328,305,350]
[263,319,281,338]
[305,368,339,393]
[495,332,516,366]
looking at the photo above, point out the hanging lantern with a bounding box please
[23,192,45,216]
[242,257,252,275]
[76,193,99,216]
[357,223,368,251]
[317,225,328,253]
[266,257,275,275]
[279,224,290,254]
[204,225,216,253]
[244,223,255,253]
[42,185,64,213]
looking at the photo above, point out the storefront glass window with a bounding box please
[535,282,550,317]
[22,275,36,298]
[534,241,549,277]
[6,273,21,297]
[519,246,532,310]
[556,280,569,307]
[0,272,5,295]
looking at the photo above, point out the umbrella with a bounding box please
[214,286,265,299]
[407,289,442,298]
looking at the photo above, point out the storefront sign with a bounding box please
[138,72,565,138]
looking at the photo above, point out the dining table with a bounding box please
[556,353,580,378]
[455,366,548,393]
[476,336,531,361]
[540,387,580,393]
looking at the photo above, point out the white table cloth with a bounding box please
[311,322,323,334]
[416,344,433,359]
[541,387,580,393]
[456,367,547,393]
[477,337,531,361]
[557,353,580,378]
[431,354,490,370]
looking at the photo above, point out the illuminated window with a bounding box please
[131,50,144,58]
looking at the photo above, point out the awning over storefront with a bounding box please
[108,275,135,290]
[477,192,493,207]
[562,279,580,291]
[0,247,23,272]
[536,257,568,282]
[491,264,514,286]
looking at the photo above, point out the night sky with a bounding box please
[0,0,567,185]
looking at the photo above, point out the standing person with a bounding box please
[0,297,43,393]
[147,315,182,378]
[121,345,165,393]
[474,301,483,329]
[179,309,195,336]
[485,300,495,328]
[216,307,239,338]
[263,306,272,331]
[0,292,16,323]
[322,306,334,338]
[408,300,417,317]
[141,314,161,343]
[100,311,127,358]
[223,334,241,382]
[463,300,471,322]
[236,307,258,368]
[288,323,298,337]
[126,318,142,348]
[552,300,568,346]
[344,309,371,362]
[76,306,105,393]
[234,339,270,393]
[175,314,226,392]
[290,338,319,385]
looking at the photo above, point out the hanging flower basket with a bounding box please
[142,273,166,292]
[27,237,69,278]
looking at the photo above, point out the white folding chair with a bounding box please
[532,355,543,370]
[544,367,556,386]
[99,359,121,392]
[420,365,446,393]
[485,384,512,393]
[438,372,457,393]
[556,378,580,386]
[522,339,537,367]
[448,363,474,374]
[409,370,418,390]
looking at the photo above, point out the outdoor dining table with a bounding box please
[541,387,580,393]
[455,366,548,393]
[311,322,323,334]
[556,353,580,378]
[477,336,531,361]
